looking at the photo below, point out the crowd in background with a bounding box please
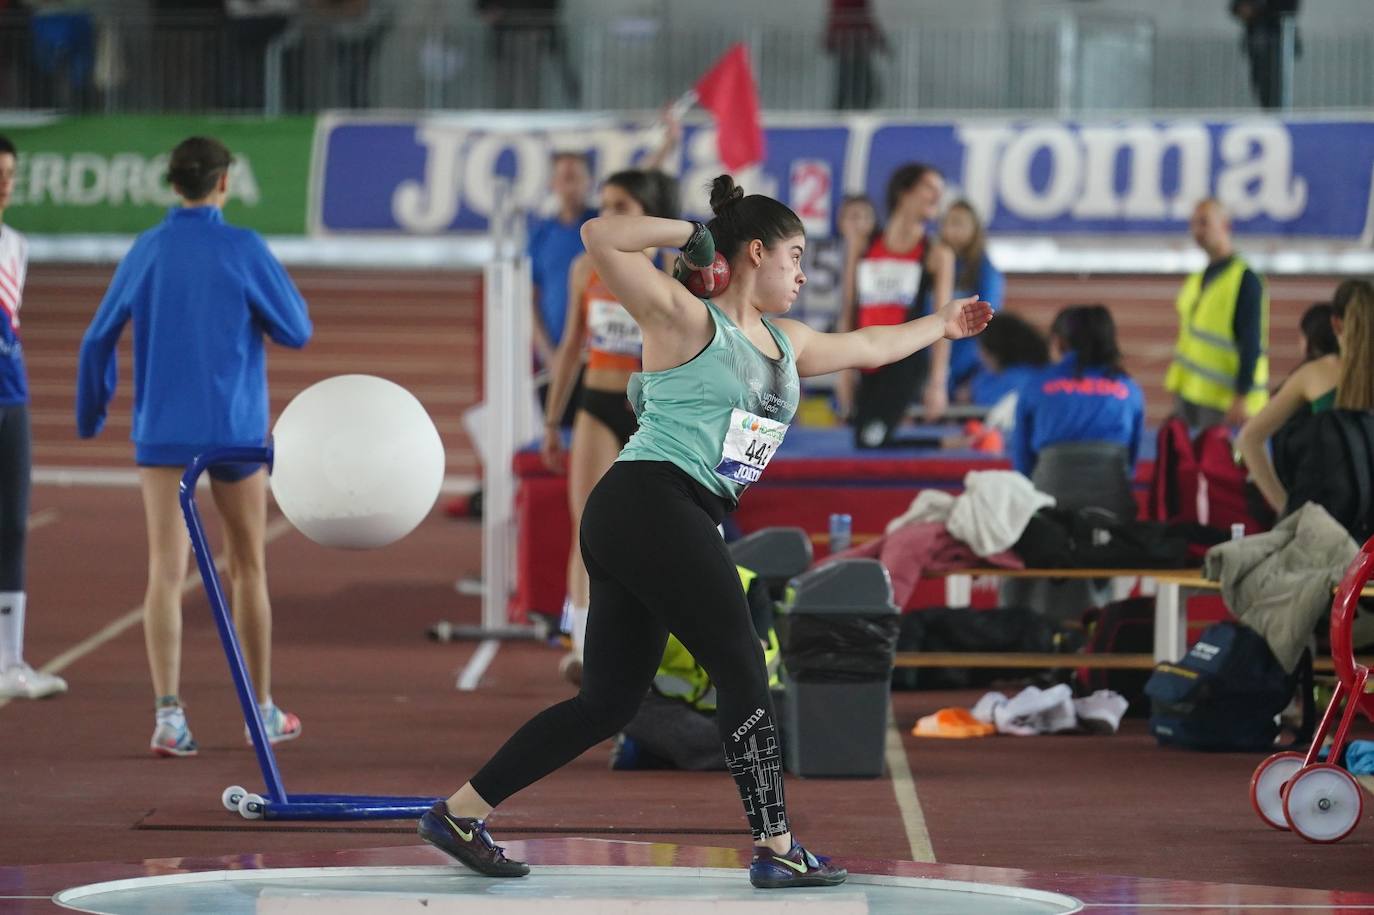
[0,0,1307,112]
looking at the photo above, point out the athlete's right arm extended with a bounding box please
[580,216,700,328]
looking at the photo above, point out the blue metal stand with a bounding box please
[180,446,441,821]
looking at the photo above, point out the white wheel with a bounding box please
[1250,752,1305,830]
[237,792,266,821]
[1283,764,1364,843]
[221,785,247,813]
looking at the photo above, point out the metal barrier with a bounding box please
[0,12,1368,115]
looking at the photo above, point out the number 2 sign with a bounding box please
[790,160,832,238]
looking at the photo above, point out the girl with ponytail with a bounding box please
[422,174,989,889]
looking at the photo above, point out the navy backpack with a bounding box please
[1146,621,1312,752]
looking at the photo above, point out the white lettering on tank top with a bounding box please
[857,258,922,310]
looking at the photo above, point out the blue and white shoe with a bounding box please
[749,841,848,889]
[151,706,198,758]
[245,703,302,745]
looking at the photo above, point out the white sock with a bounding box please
[569,604,589,660]
[0,591,26,670]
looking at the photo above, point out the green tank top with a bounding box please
[619,299,800,504]
[1312,388,1336,413]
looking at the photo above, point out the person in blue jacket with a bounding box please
[1012,304,1145,517]
[1005,304,1145,622]
[967,311,1048,408]
[939,200,1004,399]
[76,136,312,759]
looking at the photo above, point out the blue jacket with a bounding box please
[970,363,1038,408]
[948,252,1004,394]
[1012,354,1145,476]
[76,207,311,464]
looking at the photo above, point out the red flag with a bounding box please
[693,44,765,171]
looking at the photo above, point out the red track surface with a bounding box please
[3,266,1370,907]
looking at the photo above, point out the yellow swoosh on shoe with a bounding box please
[444,813,474,842]
[773,856,809,875]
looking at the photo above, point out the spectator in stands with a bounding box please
[1005,304,1144,621]
[837,162,955,445]
[939,200,1004,401]
[1298,301,1339,363]
[477,0,579,109]
[223,0,299,110]
[76,136,312,758]
[308,0,393,109]
[1237,279,1372,515]
[825,0,886,110]
[24,0,97,111]
[1165,198,1269,430]
[1231,0,1299,110]
[1012,304,1145,519]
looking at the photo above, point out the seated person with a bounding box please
[1011,304,1145,519]
[967,311,1050,409]
[612,566,781,771]
[940,311,1049,452]
[1004,305,1145,622]
[1240,279,1374,526]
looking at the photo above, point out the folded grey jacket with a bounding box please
[1203,502,1357,672]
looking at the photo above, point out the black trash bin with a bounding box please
[779,558,899,777]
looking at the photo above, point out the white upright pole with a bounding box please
[476,180,536,637]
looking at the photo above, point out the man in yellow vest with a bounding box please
[1165,198,1270,428]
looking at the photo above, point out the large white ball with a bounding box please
[270,375,444,549]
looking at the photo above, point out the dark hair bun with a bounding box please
[709,175,745,216]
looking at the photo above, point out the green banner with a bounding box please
[0,115,314,235]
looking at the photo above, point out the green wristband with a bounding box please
[681,221,715,269]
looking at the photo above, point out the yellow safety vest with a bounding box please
[1165,257,1269,415]
[652,566,780,713]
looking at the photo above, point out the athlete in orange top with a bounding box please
[541,169,680,678]
[837,163,954,446]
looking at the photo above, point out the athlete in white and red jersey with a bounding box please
[0,134,67,700]
[838,163,954,447]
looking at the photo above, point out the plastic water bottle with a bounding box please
[1231,522,1245,541]
[829,513,853,554]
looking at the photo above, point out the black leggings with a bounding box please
[0,404,30,591]
[470,460,789,840]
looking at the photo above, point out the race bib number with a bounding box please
[588,298,642,356]
[857,259,921,309]
[714,409,790,486]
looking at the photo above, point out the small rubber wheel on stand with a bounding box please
[221,785,248,813]
[237,792,266,820]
